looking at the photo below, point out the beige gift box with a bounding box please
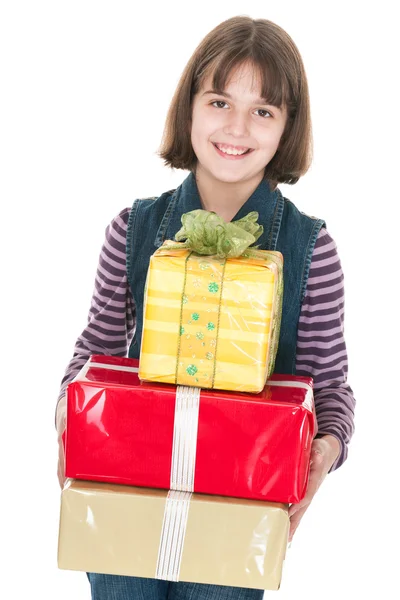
[58,480,289,590]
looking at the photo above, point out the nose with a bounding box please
[223,110,250,138]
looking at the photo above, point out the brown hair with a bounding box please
[157,16,312,185]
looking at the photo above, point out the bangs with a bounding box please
[195,50,291,110]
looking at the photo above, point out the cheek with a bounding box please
[190,121,202,150]
[259,124,285,150]
[192,107,220,136]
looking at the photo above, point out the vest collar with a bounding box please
[158,171,282,250]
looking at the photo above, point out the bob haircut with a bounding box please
[157,16,312,186]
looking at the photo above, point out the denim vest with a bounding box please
[126,172,325,375]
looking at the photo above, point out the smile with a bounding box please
[212,142,254,160]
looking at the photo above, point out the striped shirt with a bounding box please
[57,207,355,472]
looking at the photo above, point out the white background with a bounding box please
[1,1,399,598]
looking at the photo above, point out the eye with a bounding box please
[211,100,229,109]
[255,109,272,118]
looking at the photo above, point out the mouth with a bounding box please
[212,142,255,159]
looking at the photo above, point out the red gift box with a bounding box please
[64,355,316,503]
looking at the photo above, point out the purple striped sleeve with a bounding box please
[296,229,355,472]
[56,207,134,412]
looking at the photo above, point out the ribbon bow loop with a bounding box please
[174,209,263,258]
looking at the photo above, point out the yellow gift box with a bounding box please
[58,479,289,590]
[139,241,283,393]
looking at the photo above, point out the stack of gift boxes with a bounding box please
[58,217,317,591]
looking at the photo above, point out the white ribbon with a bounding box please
[170,386,201,493]
[155,490,192,581]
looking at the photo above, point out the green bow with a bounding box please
[174,209,263,258]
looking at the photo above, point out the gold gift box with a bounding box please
[58,479,289,590]
[139,243,283,393]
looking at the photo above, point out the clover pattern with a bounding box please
[208,282,219,294]
[186,364,198,377]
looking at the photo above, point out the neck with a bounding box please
[193,165,266,223]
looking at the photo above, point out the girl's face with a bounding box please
[191,62,287,185]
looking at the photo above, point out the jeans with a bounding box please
[86,574,264,600]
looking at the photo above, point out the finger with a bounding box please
[290,447,327,518]
[304,454,325,495]
[57,449,65,490]
[288,524,297,544]
[289,499,310,518]
[289,473,319,515]
[57,465,64,490]
[288,504,309,542]
[289,518,300,543]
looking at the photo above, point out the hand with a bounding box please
[288,435,340,543]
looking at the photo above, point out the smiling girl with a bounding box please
[56,15,355,600]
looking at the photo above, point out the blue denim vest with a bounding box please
[126,172,325,375]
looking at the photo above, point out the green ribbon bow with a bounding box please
[174,210,263,258]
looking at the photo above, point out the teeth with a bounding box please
[215,144,249,156]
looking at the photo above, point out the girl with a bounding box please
[56,15,355,600]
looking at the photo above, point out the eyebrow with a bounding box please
[202,89,279,108]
